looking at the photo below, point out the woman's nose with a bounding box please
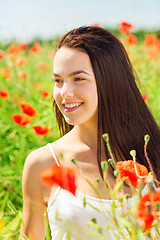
[60,83,74,98]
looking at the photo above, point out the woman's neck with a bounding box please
[71,123,98,149]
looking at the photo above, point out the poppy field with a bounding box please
[0,23,160,239]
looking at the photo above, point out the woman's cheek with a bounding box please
[53,87,58,101]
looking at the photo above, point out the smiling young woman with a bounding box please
[53,47,98,127]
[19,26,160,240]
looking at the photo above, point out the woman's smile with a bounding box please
[63,102,84,112]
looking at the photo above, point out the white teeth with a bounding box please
[64,103,82,108]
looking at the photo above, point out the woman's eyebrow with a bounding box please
[52,70,90,77]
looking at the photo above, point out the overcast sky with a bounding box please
[0,0,160,42]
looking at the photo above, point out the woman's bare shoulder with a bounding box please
[22,144,56,188]
[24,129,75,175]
[24,133,72,170]
[24,145,52,169]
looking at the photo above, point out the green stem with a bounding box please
[144,142,159,188]
[106,141,116,168]
[85,176,103,199]
[103,171,112,199]
[84,199,101,212]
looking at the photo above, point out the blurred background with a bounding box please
[0,0,160,42]
[0,1,160,239]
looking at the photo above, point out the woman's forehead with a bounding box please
[53,47,94,77]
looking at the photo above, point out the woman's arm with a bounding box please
[19,151,47,240]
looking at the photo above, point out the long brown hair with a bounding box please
[53,26,160,179]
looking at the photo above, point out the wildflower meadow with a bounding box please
[0,23,160,239]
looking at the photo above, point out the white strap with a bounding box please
[47,143,60,167]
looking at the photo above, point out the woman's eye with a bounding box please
[54,79,62,83]
[74,77,84,82]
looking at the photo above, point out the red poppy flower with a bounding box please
[15,57,28,67]
[12,113,32,126]
[144,34,157,47]
[0,69,11,80]
[40,162,76,195]
[141,93,148,101]
[36,62,50,71]
[136,188,160,232]
[41,90,51,98]
[0,50,5,60]
[8,44,20,56]
[32,124,51,135]
[0,89,9,98]
[119,21,133,34]
[18,71,27,82]
[126,34,137,45]
[29,42,41,53]
[20,102,38,117]
[19,43,28,50]
[116,160,148,188]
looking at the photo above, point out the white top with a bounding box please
[46,143,133,240]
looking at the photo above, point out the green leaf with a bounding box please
[71,158,77,165]
[96,178,101,183]
[91,217,97,224]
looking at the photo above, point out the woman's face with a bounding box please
[53,47,98,126]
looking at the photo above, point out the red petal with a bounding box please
[12,113,32,126]
[40,168,58,186]
[143,214,154,232]
[20,102,38,117]
[40,162,76,195]
[32,125,51,135]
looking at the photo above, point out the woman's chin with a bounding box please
[64,117,77,126]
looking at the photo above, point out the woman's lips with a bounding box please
[63,102,83,112]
